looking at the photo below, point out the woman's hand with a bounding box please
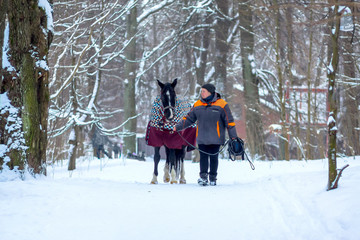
[173,126,177,132]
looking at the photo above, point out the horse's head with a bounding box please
[157,78,177,122]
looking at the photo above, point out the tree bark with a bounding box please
[239,0,266,159]
[214,0,229,94]
[305,1,315,160]
[285,5,302,160]
[123,4,137,155]
[67,54,78,171]
[327,1,340,190]
[274,0,289,160]
[0,0,6,80]
[0,0,52,175]
[194,12,211,97]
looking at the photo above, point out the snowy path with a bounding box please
[1,157,360,240]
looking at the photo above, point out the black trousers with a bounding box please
[198,144,220,181]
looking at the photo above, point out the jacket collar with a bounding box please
[201,92,219,104]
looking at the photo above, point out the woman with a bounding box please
[174,83,238,186]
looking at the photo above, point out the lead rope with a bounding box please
[175,131,229,156]
[246,152,255,170]
[176,131,255,170]
[236,151,255,170]
[228,138,255,170]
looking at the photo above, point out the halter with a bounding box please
[149,95,192,131]
[163,105,175,111]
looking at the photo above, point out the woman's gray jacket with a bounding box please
[175,93,237,145]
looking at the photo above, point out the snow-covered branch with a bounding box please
[137,0,175,24]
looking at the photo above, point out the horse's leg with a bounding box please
[163,147,170,183]
[179,147,186,184]
[151,147,161,184]
[168,148,178,184]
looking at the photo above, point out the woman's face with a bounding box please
[201,88,211,99]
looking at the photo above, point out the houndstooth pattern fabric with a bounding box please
[149,95,193,130]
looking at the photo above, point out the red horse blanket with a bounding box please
[145,96,196,150]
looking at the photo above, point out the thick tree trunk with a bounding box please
[285,5,301,160]
[274,0,289,160]
[0,0,52,175]
[239,0,265,159]
[123,4,137,155]
[214,0,229,94]
[194,13,211,96]
[327,1,340,190]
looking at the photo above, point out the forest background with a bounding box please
[1,0,359,189]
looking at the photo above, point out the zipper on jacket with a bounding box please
[217,121,220,138]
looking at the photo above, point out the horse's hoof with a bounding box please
[180,179,186,184]
[150,181,158,184]
[170,180,178,184]
[164,177,170,183]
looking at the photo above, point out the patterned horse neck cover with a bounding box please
[146,95,196,150]
[149,95,195,130]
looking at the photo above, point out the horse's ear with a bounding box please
[157,79,164,89]
[171,78,177,88]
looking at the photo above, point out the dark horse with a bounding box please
[145,79,196,184]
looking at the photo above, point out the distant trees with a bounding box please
[1,0,359,182]
[339,2,360,156]
[0,0,335,173]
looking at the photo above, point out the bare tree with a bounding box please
[306,0,315,160]
[274,0,290,160]
[214,0,231,94]
[123,2,137,155]
[327,0,341,190]
[239,0,266,159]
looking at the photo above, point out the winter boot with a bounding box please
[209,175,217,186]
[198,173,209,186]
[209,181,216,186]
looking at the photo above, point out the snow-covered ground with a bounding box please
[1,156,359,240]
